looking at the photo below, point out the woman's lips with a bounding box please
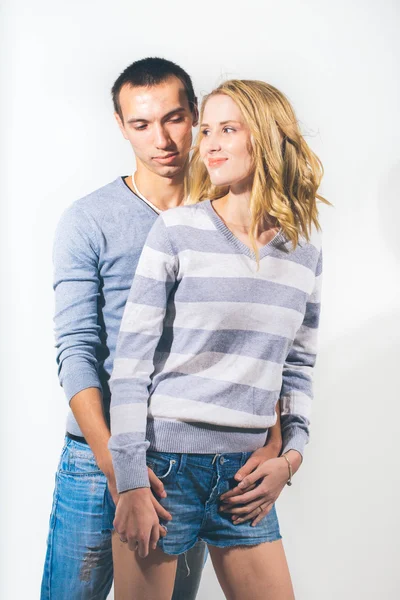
[208,158,228,168]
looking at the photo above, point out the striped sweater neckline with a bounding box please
[202,199,287,260]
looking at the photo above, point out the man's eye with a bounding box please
[170,117,184,123]
[134,124,147,131]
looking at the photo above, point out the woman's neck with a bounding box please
[212,188,252,229]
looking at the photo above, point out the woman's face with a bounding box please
[199,94,253,190]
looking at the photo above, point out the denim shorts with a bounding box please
[146,450,282,556]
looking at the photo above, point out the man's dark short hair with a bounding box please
[112,57,197,121]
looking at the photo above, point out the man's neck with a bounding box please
[126,164,186,212]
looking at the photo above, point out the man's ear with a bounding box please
[192,102,199,128]
[114,112,129,140]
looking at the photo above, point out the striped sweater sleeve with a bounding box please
[280,249,323,457]
[108,217,178,493]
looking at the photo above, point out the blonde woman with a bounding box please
[109,79,327,600]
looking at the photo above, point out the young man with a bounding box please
[40,57,206,600]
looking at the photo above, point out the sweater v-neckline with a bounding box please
[203,199,286,260]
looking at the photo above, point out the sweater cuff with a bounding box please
[62,370,102,403]
[281,427,309,458]
[109,444,150,493]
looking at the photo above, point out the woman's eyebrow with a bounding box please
[200,120,242,127]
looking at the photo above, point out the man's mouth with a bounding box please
[153,152,179,164]
[208,158,228,168]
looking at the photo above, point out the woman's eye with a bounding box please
[223,127,235,133]
[201,129,210,136]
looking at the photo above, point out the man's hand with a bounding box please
[219,443,280,504]
[113,488,168,557]
[219,444,287,526]
[148,466,173,523]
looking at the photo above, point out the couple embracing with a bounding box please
[42,57,326,600]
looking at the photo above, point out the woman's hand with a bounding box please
[219,449,302,526]
[113,487,169,557]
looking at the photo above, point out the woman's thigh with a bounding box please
[208,539,295,600]
[112,532,178,600]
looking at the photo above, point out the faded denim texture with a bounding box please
[146,450,282,556]
[40,438,206,599]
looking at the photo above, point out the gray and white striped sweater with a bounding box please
[109,200,322,493]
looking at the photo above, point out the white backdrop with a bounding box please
[1,0,399,598]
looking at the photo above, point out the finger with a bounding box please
[219,483,256,502]
[148,467,167,498]
[221,498,265,516]
[159,525,167,538]
[233,458,261,482]
[150,524,160,551]
[251,503,273,526]
[138,532,150,559]
[238,466,266,490]
[234,503,273,525]
[220,483,257,501]
[127,536,138,553]
[150,495,172,521]
[221,486,266,506]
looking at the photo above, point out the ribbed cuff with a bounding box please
[62,370,102,403]
[281,427,309,458]
[108,443,150,494]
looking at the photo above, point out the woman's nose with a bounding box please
[205,132,222,153]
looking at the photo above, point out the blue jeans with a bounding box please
[41,437,207,599]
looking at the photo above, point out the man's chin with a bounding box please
[152,162,186,178]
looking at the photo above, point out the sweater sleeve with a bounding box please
[108,216,177,493]
[280,249,323,458]
[53,204,103,402]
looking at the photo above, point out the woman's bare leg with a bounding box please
[112,531,178,600]
[208,540,295,600]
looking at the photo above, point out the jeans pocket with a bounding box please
[146,452,179,483]
[59,439,102,475]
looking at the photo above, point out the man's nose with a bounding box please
[154,124,171,149]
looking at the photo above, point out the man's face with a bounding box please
[115,76,197,178]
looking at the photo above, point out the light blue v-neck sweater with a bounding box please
[53,177,159,437]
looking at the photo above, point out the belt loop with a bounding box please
[212,453,219,465]
[177,453,187,475]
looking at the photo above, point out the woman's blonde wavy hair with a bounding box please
[188,79,329,251]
